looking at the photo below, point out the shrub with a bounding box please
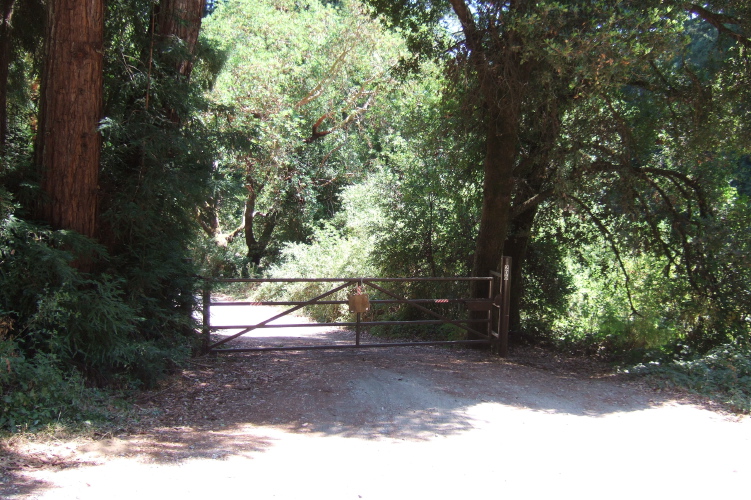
[628,339,751,412]
[0,214,142,373]
[0,340,90,432]
[254,223,377,322]
[0,206,191,430]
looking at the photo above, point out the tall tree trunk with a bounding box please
[34,0,103,241]
[452,0,527,290]
[470,115,518,293]
[504,206,539,337]
[0,0,14,152]
[151,0,205,124]
[156,0,205,78]
[466,116,518,340]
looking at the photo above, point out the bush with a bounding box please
[0,206,192,430]
[254,223,377,322]
[0,340,91,432]
[0,214,142,373]
[628,339,751,412]
[519,236,575,334]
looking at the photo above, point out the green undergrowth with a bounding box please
[0,346,132,433]
[624,339,751,413]
[366,322,467,342]
[0,205,192,432]
[514,322,751,413]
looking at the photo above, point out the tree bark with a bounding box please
[150,0,204,125]
[504,206,539,335]
[470,114,519,294]
[0,0,14,152]
[465,115,519,339]
[243,184,277,266]
[34,0,103,240]
[156,0,205,78]
[449,0,527,296]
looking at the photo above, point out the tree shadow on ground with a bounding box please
[1,328,709,499]
[144,329,692,443]
[0,425,274,498]
[0,441,99,498]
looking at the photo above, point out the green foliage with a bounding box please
[362,0,751,361]
[0,343,90,432]
[2,0,750,430]
[364,0,450,58]
[367,62,482,279]
[1,0,226,407]
[0,206,180,431]
[192,234,253,279]
[255,181,380,321]
[1,0,228,431]
[98,0,224,347]
[521,10,751,353]
[267,224,377,281]
[518,236,575,333]
[0,208,192,385]
[0,199,197,430]
[197,0,407,264]
[533,196,751,358]
[629,339,751,413]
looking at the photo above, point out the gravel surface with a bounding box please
[2,306,750,499]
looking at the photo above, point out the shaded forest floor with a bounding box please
[2,308,749,499]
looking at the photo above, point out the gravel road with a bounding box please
[3,306,750,499]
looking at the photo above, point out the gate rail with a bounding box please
[201,268,511,356]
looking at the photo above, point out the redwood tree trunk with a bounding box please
[0,0,15,152]
[156,0,205,78]
[34,0,103,239]
[152,0,205,125]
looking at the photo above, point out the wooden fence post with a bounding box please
[498,256,512,357]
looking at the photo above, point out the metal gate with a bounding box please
[201,259,511,356]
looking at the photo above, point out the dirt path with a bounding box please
[2,306,750,499]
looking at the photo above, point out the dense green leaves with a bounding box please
[197,0,406,267]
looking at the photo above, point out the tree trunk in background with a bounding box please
[156,0,205,78]
[243,186,278,266]
[153,0,205,125]
[504,206,539,336]
[470,118,518,282]
[0,0,15,152]
[34,0,103,240]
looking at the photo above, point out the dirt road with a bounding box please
[3,307,750,499]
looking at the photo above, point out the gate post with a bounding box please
[498,256,512,357]
[487,273,493,340]
[202,281,211,353]
[355,312,361,346]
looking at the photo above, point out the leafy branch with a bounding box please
[565,193,641,317]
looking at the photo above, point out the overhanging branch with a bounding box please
[688,4,751,50]
[566,194,641,317]
[511,188,555,218]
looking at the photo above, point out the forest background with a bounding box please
[1,0,750,431]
